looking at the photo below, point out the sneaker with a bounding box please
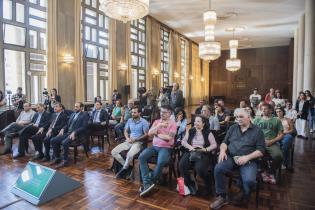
[139,183,155,197]
[281,164,287,170]
[210,196,228,209]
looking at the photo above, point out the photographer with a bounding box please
[44,88,61,113]
[11,87,27,111]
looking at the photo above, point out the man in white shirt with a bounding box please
[284,100,298,122]
[249,88,262,109]
[0,103,35,155]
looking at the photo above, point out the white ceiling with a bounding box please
[149,0,305,49]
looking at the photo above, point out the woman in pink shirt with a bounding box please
[179,115,217,195]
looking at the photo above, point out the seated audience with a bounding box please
[256,101,265,117]
[245,106,256,122]
[264,88,275,104]
[0,103,35,155]
[114,99,134,139]
[14,103,50,159]
[210,108,265,209]
[215,104,230,130]
[50,102,89,168]
[0,90,6,107]
[201,105,220,131]
[94,95,102,103]
[217,99,231,117]
[295,91,309,138]
[249,88,261,109]
[175,109,187,145]
[253,103,284,184]
[40,103,68,162]
[112,106,149,179]
[284,100,297,122]
[11,87,27,111]
[109,100,123,126]
[272,90,285,108]
[239,100,247,108]
[275,107,294,168]
[86,101,109,133]
[138,105,177,197]
[179,115,217,195]
[195,100,206,115]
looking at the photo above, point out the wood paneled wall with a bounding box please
[210,45,293,104]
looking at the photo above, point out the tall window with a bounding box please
[130,18,146,98]
[160,27,170,87]
[1,0,48,103]
[82,0,109,101]
[180,39,187,96]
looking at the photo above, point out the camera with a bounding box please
[6,90,12,95]
[42,88,49,95]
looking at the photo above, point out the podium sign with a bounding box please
[11,162,80,205]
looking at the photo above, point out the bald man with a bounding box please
[210,108,265,209]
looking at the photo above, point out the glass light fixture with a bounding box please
[99,0,149,23]
[199,41,221,61]
[203,10,217,25]
[226,58,241,72]
[229,40,238,48]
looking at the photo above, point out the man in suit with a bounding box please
[33,103,68,162]
[170,82,184,111]
[50,102,89,168]
[86,101,109,133]
[13,103,51,159]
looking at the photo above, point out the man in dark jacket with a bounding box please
[86,101,109,133]
[50,102,89,168]
[13,103,51,159]
[33,103,68,161]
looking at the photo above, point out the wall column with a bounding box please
[292,28,299,102]
[296,15,305,94]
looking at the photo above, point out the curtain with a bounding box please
[74,0,85,102]
[47,0,58,90]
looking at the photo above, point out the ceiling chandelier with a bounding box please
[199,0,221,61]
[226,30,241,71]
[99,0,149,23]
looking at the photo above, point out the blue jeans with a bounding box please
[139,146,171,185]
[280,134,294,166]
[114,122,125,137]
[214,156,257,198]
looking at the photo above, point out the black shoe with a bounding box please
[187,182,197,195]
[41,156,50,162]
[13,153,25,159]
[140,183,155,197]
[49,158,61,166]
[0,149,12,156]
[55,161,69,169]
[31,154,44,161]
[116,166,132,179]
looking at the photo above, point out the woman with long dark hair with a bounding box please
[179,115,217,195]
[45,88,61,113]
[295,91,309,138]
[305,90,315,133]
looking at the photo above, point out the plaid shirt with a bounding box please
[11,93,27,109]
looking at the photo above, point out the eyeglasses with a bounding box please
[160,111,170,114]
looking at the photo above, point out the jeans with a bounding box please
[139,146,171,185]
[280,134,294,166]
[214,156,257,199]
[114,122,125,138]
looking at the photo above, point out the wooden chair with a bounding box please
[69,136,89,163]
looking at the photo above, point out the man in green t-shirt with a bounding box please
[253,103,284,184]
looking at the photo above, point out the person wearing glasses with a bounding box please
[201,105,220,131]
[138,105,177,197]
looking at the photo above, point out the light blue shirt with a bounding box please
[124,117,149,139]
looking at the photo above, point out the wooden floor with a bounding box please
[1,135,315,210]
